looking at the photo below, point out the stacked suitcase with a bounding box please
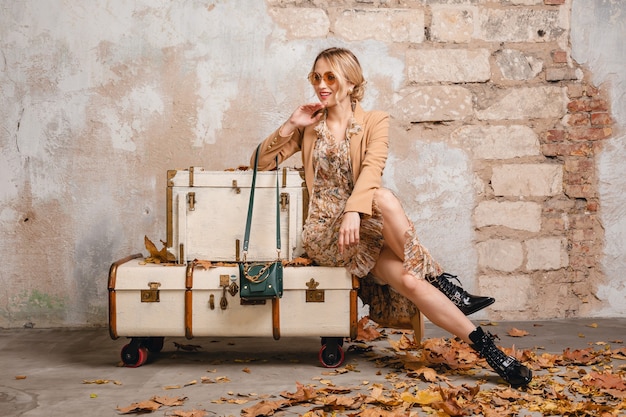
[108,167,358,367]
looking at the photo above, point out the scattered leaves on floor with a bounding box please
[113,319,626,416]
[116,396,187,414]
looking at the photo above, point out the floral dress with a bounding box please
[301,117,384,277]
[301,117,443,280]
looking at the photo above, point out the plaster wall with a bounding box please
[571,0,626,317]
[0,0,623,327]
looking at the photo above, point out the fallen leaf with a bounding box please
[171,411,208,417]
[144,236,176,264]
[174,342,202,351]
[401,388,443,405]
[241,399,290,417]
[507,328,529,337]
[284,256,313,266]
[357,317,383,342]
[116,400,161,414]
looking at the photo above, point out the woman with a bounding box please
[252,47,532,387]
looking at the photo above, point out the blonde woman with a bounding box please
[252,47,532,387]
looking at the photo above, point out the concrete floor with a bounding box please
[1,318,625,417]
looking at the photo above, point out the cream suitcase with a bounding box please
[108,254,358,368]
[166,167,307,263]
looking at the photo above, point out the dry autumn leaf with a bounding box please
[357,317,383,342]
[241,399,290,417]
[283,256,313,266]
[507,327,530,337]
[173,342,202,352]
[170,411,207,417]
[144,235,176,264]
[117,399,162,414]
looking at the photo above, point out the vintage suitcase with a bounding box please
[108,254,358,368]
[166,167,307,263]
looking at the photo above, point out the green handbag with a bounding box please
[239,145,283,300]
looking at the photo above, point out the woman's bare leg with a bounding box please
[372,188,495,316]
[371,246,475,344]
[371,246,533,387]
[373,188,412,260]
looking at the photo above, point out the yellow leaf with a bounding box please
[401,389,443,405]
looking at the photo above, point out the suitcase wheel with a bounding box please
[146,337,165,353]
[121,343,149,367]
[319,337,345,368]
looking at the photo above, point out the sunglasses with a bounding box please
[308,71,337,86]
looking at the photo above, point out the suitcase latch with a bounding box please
[280,192,289,212]
[141,282,161,303]
[306,278,324,302]
[187,192,196,211]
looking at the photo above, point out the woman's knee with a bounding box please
[374,188,402,212]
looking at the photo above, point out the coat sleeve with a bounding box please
[251,126,304,171]
[344,111,389,215]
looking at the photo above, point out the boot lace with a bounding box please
[437,273,467,301]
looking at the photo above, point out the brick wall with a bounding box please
[268,0,614,319]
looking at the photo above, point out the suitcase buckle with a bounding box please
[141,282,161,303]
[306,278,325,302]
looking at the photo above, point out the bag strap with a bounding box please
[242,145,280,262]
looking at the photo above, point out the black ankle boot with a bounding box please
[469,326,532,387]
[428,273,495,315]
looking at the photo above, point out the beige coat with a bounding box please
[252,102,389,216]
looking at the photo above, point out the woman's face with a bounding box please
[311,58,350,109]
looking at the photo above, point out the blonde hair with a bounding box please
[311,47,366,102]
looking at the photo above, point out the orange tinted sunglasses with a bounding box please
[308,71,337,86]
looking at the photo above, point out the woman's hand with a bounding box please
[280,103,325,136]
[338,211,361,254]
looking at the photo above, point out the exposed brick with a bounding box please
[590,113,612,126]
[589,98,609,111]
[586,200,599,212]
[568,127,612,141]
[541,142,596,157]
[565,113,589,126]
[567,84,584,98]
[551,49,567,63]
[583,85,599,97]
[543,216,566,233]
[565,184,595,198]
[570,213,599,229]
[546,129,566,142]
[546,67,579,82]
[564,158,594,173]
[567,99,590,112]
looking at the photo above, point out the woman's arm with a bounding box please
[345,111,390,215]
[251,103,324,171]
